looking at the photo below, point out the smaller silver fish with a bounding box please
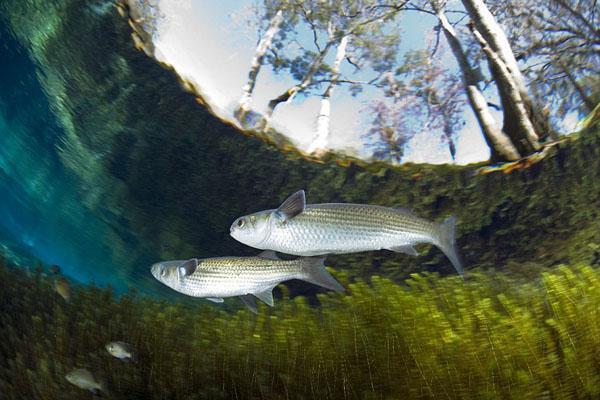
[105,341,136,362]
[151,252,344,313]
[65,368,106,396]
[54,277,70,302]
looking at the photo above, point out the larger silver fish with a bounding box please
[230,190,464,275]
[151,253,344,313]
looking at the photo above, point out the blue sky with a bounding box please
[153,0,493,164]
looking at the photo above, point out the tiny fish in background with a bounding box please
[231,190,464,275]
[49,264,61,275]
[106,341,136,362]
[65,368,107,396]
[151,253,344,313]
[54,277,70,302]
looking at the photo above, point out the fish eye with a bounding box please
[237,218,245,228]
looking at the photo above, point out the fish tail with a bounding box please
[435,216,464,276]
[93,384,109,397]
[300,257,345,292]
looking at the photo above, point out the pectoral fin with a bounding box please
[276,190,306,221]
[239,295,258,314]
[206,297,224,303]
[300,257,344,292]
[258,250,279,260]
[253,289,274,306]
[387,245,418,256]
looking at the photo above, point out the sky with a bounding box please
[152,0,494,164]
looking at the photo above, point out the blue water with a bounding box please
[0,23,144,293]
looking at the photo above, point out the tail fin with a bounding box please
[300,257,345,292]
[435,216,464,276]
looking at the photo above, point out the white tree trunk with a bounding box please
[470,26,541,151]
[308,34,349,154]
[461,0,552,142]
[434,5,521,161]
[235,9,283,123]
[460,0,526,94]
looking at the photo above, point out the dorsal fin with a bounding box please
[178,258,198,277]
[276,190,306,221]
[394,206,416,216]
[258,250,279,260]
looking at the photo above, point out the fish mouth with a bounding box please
[150,263,163,280]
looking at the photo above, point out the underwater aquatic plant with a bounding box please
[0,255,598,399]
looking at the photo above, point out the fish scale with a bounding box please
[151,255,344,306]
[264,204,435,256]
[230,190,463,275]
[182,259,296,294]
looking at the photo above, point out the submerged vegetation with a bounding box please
[1,255,598,399]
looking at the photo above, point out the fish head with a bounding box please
[54,278,71,301]
[66,369,95,389]
[229,209,276,248]
[151,260,186,290]
[65,370,78,385]
[106,342,130,359]
[105,342,113,353]
[105,342,120,357]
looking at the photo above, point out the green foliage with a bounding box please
[1,258,598,399]
[489,0,599,120]
[263,0,403,94]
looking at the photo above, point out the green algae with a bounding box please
[0,256,598,399]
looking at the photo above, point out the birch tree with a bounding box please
[234,1,294,126]
[461,0,548,155]
[489,0,599,120]
[428,0,521,160]
[258,0,406,131]
[379,0,555,161]
[307,14,401,153]
[235,9,284,126]
[307,30,349,154]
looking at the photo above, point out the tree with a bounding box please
[424,0,522,161]
[307,28,349,154]
[235,1,291,126]
[461,0,548,155]
[363,101,414,163]
[488,0,600,120]
[365,48,465,162]
[381,0,559,162]
[258,0,406,132]
[307,9,403,154]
